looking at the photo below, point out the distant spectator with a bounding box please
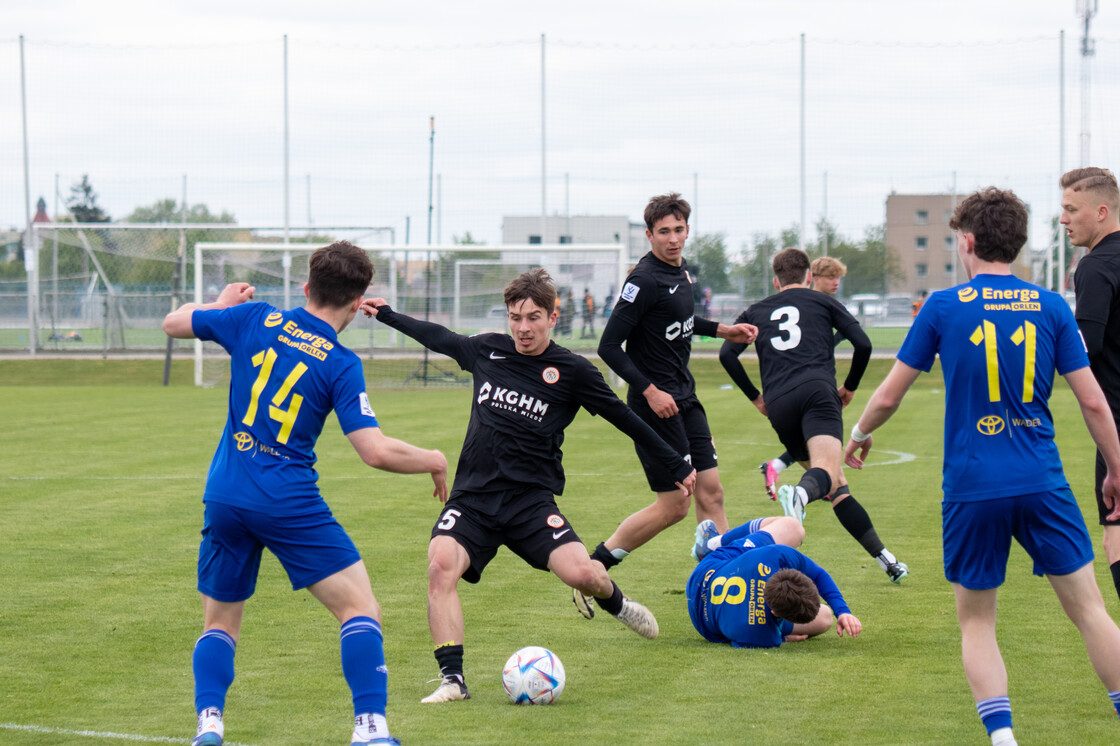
[701,288,712,318]
[602,295,613,318]
[912,290,927,317]
[581,288,596,338]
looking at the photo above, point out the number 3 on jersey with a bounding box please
[769,306,802,351]
[242,347,308,444]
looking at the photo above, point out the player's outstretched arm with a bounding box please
[844,360,921,469]
[1066,366,1120,519]
[347,427,450,502]
[835,612,862,638]
[162,282,255,339]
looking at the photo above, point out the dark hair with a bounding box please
[1060,167,1120,212]
[772,247,811,287]
[763,568,820,624]
[644,192,691,231]
[306,241,374,308]
[504,267,557,313]
[948,187,1028,264]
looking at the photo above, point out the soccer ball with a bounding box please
[501,646,565,705]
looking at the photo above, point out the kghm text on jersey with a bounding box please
[477,381,549,421]
[275,320,334,361]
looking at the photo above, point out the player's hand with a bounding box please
[430,450,449,503]
[844,435,872,469]
[675,468,698,498]
[782,633,810,643]
[836,613,861,638]
[217,282,255,307]
[724,323,758,344]
[751,395,768,417]
[837,386,854,408]
[1102,470,1120,521]
[360,297,390,318]
[643,384,678,418]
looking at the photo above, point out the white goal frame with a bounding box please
[192,242,631,386]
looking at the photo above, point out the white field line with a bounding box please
[0,722,258,745]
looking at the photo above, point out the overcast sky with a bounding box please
[5,1,1120,260]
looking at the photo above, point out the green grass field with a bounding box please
[1,358,1116,745]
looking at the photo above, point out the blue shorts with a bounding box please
[197,501,362,602]
[942,488,1094,591]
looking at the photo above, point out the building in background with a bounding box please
[884,193,1031,301]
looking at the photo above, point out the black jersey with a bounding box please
[374,306,693,498]
[727,288,871,403]
[598,252,719,401]
[1075,231,1120,420]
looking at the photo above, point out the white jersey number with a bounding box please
[768,306,802,351]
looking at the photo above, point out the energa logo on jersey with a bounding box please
[665,315,695,341]
[477,381,550,422]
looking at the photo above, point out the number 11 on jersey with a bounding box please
[969,319,1036,403]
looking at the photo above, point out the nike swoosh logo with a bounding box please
[552,529,571,540]
[669,285,680,294]
[489,352,506,359]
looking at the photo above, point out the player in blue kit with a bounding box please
[844,188,1120,746]
[686,515,861,648]
[163,241,449,746]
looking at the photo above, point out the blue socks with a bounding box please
[193,629,237,713]
[977,696,1012,734]
[1109,690,1120,717]
[340,616,388,716]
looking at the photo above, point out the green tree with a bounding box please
[127,199,235,224]
[823,224,904,296]
[686,233,733,294]
[66,175,110,223]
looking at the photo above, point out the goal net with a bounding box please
[192,242,629,388]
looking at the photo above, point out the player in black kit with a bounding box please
[719,247,908,583]
[575,193,757,614]
[362,268,697,704]
[1063,167,1120,602]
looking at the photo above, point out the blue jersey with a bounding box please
[686,541,850,649]
[897,274,1089,502]
[192,303,378,515]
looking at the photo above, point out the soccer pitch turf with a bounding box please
[1,357,1116,745]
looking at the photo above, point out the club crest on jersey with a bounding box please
[547,514,565,528]
[542,366,559,384]
[264,312,284,327]
[621,282,640,303]
[958,287,978,303]
[476,380,550,421]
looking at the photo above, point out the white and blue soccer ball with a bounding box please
[501,646,565,705]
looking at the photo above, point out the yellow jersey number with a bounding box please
[241,347,308,444]
[969,319,1036,403]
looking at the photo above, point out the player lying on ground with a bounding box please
[163,241,449,746]
[845,186,1120,746]
[362,268,697,704]
[720,247,907,583]
[687,515,861,648]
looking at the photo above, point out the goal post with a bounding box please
[192,241,631,387]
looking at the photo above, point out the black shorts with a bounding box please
[1095,449,1120,526]
[431,488,583,584]
[765,380,843,463]
[628,392,717,492]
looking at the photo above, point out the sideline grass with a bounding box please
[1,358,1115,745]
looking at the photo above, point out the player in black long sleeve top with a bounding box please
[363,268,697,704]
[579,193,756,607]
[720,247,908,584]
[1064,166,1120,602]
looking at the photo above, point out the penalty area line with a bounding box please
[0,722,258,745]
